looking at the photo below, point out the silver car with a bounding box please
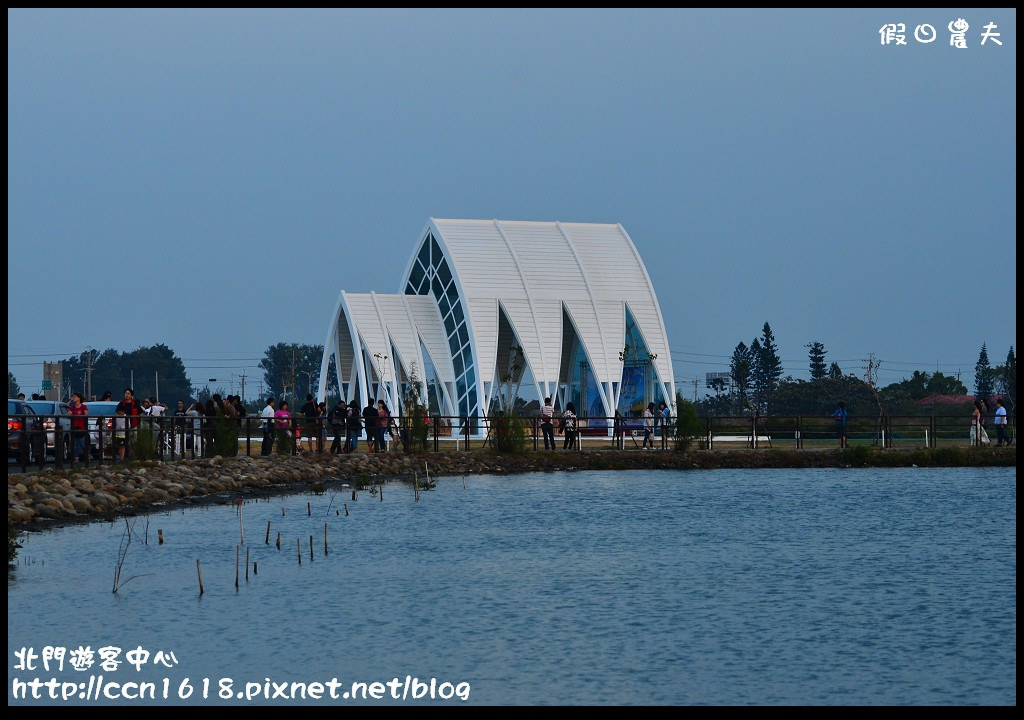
[25,400,73,460]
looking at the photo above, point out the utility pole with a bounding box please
[155,371,159,403]
[240,371,246,404]
[693,378,698,403]
[290,345,298,407]
[85,347,94,400]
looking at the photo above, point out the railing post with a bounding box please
[20,417,29,472]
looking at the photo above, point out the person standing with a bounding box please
[562,402,578,450]
[260,398,276,456]
[274,401,293,455]
[187,401,204,456]
[67,392,89,464]
[328,400,347,454]
[363,398,379,453]
[993,398,1009,446]
[116,388,143,456]
[540,397,556,450]
[832,401,848,448]
[642,402,655,449]
[299,394,318,453]
[659,401,672,446]
[114,409,128,462]
[971,399,990,446]
[377,400,391,452]
[346,401,362,453]
[613,409,625,449]
[172,400,188,455]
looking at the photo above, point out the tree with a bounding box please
[8,371,19,398]
[259,343,323,404]
[828,362,843,379]
[806,341,827,381]
[975,343,994,401]
[61,344,192,403]
[729,342,751,413]
[772,375,876,417]
[998,346,1016,408]
[749,340,765,413]
[877,370,967,414]
[673,393,704,451]
[758,323,783,406]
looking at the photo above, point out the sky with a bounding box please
[7,8,1017,401]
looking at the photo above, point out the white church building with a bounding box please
[317,218,674,433]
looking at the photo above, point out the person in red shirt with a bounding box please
[67,391,89,463]
[116,388,143,427]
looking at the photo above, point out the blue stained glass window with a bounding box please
[408,260,426,294]
[437,260,452,289]
[450,302,464,328]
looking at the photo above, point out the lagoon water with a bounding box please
[7,468,1016,705]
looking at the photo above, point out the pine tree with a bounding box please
[749,338,763,413]
[806,341,827,381]
[1003,346,1016,408]
[729,342,751,413]
[975,343,994,401]
[757,323,783,413]
[828,362,843,379]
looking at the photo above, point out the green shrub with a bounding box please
[674,395,704,452]
[492,412,528,454]
[841,445,872,466]
[129,423,157,462]
[8,521,22,563]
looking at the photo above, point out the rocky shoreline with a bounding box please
[8,447,1016,529]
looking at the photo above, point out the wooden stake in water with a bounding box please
[380,484,383,502]
[424,461,430,486]
[307,501,311,517]
[309,535,314,561]
[297,538,301,565]
[239,501,244,544]
[276,531,281,550]
[344,503,349,517]
[324,523,328,555]
[235,546,240,590]
[463,475,466,489]
[266,521,271,544]
[351,490,357,501]
[414,472,420,502]
[158,529,164,545]
[196,559,204,596]
[253,561,258,576]
[245,547,250,581]
[282,507,285,516]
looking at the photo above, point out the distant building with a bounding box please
[318,219,675,432]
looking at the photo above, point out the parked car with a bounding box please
[25,399,72,460]
[8,399,43,463]
[84,400,121,457]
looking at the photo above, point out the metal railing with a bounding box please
[7,411,1016,471]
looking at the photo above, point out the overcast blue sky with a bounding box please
[7,8,1017,400]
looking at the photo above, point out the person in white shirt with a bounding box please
[540,397,555,450]
[260,398,276,456]
[642,402,655,449]
[994,398,1009,447]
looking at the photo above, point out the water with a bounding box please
[7,468,1016,705]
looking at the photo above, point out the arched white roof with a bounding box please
[322,218,675,424]
[419,219,674,410]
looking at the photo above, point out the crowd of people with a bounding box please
[257,394,403,456]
